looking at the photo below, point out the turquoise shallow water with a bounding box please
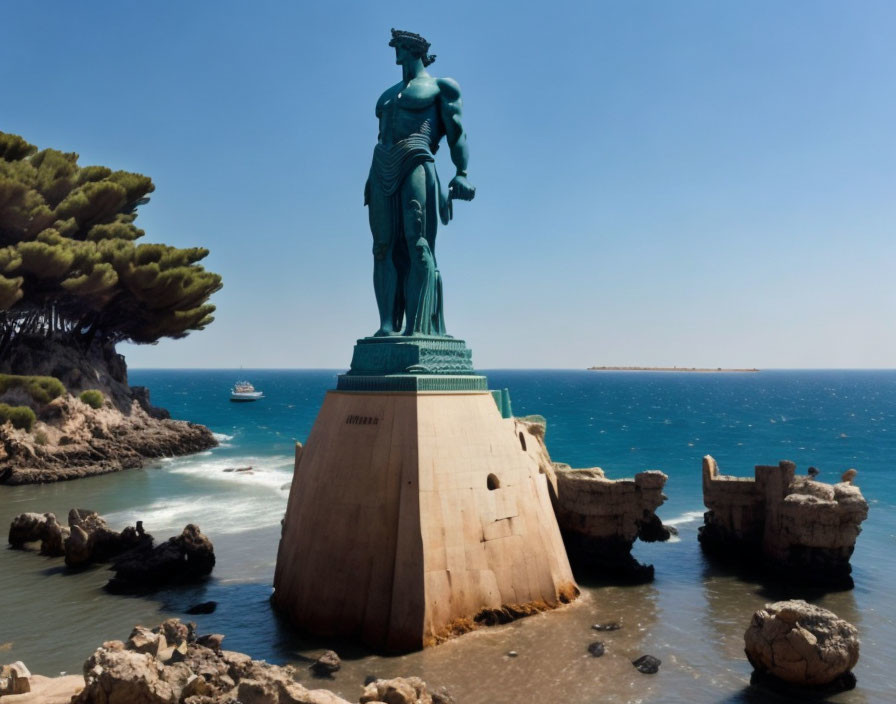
[1,369,894,703]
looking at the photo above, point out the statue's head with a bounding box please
[389,28,436,67]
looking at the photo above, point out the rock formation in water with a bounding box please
[744,599,859,691]
[107,523,216,594]
[514,417,674,582]
[699,456,869,587]
[7,509,214,591]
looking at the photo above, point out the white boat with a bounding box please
[230,380,264,402]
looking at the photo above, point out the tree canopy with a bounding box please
[0,132,222,355]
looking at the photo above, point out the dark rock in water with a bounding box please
[8,511,70,556]
[130,386,171,420]
[632,655,661,674]
[637,513,675,542]
[592,622,622,632]
[8,512,48,547]
[65,508,152,568]
[587,641,605,657]
[310,649,341,677]
[186,600,218,614]
[363,674,378,686]
[105,524,215,594]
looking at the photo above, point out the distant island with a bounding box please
[588,366,760,372]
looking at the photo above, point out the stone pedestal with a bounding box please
[272,388,577,651]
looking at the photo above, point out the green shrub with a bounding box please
[79,389,104,409]
[34,429,48,445]
[0,374,66,405]
[0,403,36,431]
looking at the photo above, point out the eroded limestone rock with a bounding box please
[0,660,32,695]
[744,599,859,687]
[700,456,869,585]
[360,677,442,704]
[72,619,353,704]
[512,417,673,581]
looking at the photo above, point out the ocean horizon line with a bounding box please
[128,366,896,372]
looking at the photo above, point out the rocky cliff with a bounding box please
[0,392,215,484]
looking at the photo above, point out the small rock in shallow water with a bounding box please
[588,641,605,657]
[363,674,378,685]
[507,650,518,657]
[310,649,341,676]
[632,655,661,674]
[185,600,217,614]
[592,622,621,632]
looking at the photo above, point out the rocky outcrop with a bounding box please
[699,456,869,586]
[360,677,454,704]
[106,524,215,594]
[7,510,214,592]
[0,661,32,695]
[513,417,673,582]
[7,512,70,556]
[70,618,352,704]
[65,508,152,567]
[552,466,672,581]
[0,392,216,485]
[744,600,859,691]
[3,621,452,704]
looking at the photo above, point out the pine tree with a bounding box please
[0,132,222,358]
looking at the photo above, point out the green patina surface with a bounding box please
[334,30,512,420]
[344,336,475,376]
[336,374,488,392]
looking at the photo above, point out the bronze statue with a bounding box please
[364,29,475,337]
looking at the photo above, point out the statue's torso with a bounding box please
[376,78,443,148]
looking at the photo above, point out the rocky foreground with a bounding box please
[0,392,216,484]
[0,619,454,704]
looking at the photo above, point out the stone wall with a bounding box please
[699,455,868,586]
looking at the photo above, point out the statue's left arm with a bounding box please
[437,77,475,201]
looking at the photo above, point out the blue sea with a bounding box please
[1,370,894,703]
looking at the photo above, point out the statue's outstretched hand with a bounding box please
[448,175,475,201]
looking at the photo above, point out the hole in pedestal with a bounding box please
[487,473,500,490]
[518,432,527,452]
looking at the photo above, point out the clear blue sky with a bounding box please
[3,1,894,368]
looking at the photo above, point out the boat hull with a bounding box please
[230,392,264,402]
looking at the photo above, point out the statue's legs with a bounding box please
[368,179,401,336]
[401,163,442,336]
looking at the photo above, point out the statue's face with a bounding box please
[394,42,414,65]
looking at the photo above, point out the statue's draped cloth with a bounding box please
[369,119,448,336]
